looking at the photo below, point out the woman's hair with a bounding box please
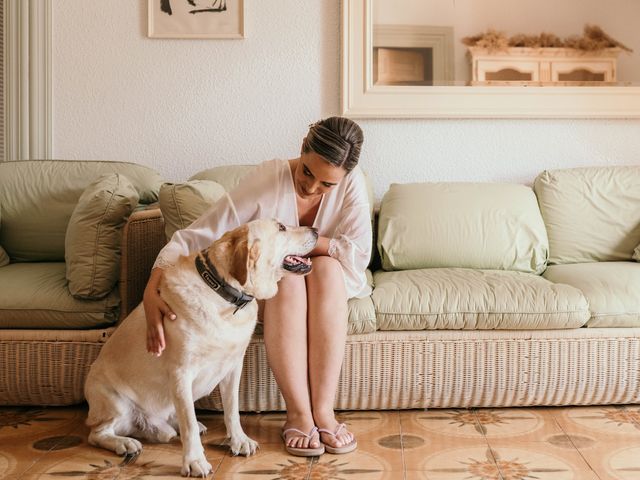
[303,117,363,172]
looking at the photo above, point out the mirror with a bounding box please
[342,0,640,117]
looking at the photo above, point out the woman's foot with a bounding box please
[281,413,324,456]
[314,412,357,454]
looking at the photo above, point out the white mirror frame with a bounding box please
[341,0,640,118]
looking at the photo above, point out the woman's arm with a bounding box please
[325,168,373,298]
[145,160,278,355]
[308,235,330,257]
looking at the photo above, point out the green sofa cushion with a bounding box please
[159,180,226,240]
[372,268,589,330]
[65,174,139,300]
[377,182,549,273]
[534,166,640,265]
[0,263,119,328]
[543,262,640,327]
[0,160,162,262]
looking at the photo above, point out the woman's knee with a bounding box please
[309,256,342,278]
[263,273,307,315]
[306,256,346,294]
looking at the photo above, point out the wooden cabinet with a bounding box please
[468,47,621,85]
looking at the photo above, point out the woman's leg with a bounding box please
[263,273,320,450]
[305,256,354,448]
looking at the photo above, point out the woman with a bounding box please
[144,117,371,456]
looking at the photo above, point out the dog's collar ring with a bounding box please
[195,251,254,314]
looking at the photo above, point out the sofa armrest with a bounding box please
[118,207,166,321]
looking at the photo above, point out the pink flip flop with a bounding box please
[281,426,325,457]
[318,423,357,454]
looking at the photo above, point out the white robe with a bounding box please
[154,159,372,298]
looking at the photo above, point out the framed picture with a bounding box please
[148,0,244,39]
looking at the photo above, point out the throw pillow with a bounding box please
[159,180,226,240]
[634,244,640,261]
[65,174,139,299]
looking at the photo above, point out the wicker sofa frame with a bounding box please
[2,208,639,409]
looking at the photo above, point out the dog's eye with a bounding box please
[278,223,287,232]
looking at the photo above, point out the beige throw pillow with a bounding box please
[65,174,139,299]
[159,180,226,240]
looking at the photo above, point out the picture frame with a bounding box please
[148,0,244,39]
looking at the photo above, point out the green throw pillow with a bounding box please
[159,180,226,241]
[65,174,139,299]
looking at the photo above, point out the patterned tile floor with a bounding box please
[1,404,640,479]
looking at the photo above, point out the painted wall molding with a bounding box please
[4,0,52,161]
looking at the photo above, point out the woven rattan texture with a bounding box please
[0,341,102,405]
[119,208,166,319]
[196,332,640,411]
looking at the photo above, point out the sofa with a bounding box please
[159,164,640,412]
[2,161,639,411]
[0,160,164,405]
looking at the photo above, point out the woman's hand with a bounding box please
[143,268,176,356]
[308,235,330,257]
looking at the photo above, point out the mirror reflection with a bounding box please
[372,0,639,87]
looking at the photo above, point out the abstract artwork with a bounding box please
[148,0,244,39]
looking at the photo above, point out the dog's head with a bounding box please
[212,219,318,300]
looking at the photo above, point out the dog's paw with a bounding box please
[230,434,259,456]
[181,455,212,477]
[114,437,143,456]
[197,421,208,436]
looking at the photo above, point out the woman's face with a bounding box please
[294,151,346,200]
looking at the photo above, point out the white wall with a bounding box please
[53,0,640,201]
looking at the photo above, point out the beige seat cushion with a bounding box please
[159,180,227,240]
[377,182,548,273]
[65,174,139,300]
[543,262,640,327]
[372,268,589,330]
[534,166,640,264]
[0,263,119,328]
[347,270,376,334]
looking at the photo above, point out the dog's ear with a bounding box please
[229,228,249,286]
[248,239,261,272]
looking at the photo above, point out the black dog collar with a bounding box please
[195,250,254,314]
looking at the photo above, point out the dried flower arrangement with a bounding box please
[462,25,633,53]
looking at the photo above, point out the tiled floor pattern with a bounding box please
[1,405,640,479]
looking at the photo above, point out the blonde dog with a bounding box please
[85,219,318,477]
